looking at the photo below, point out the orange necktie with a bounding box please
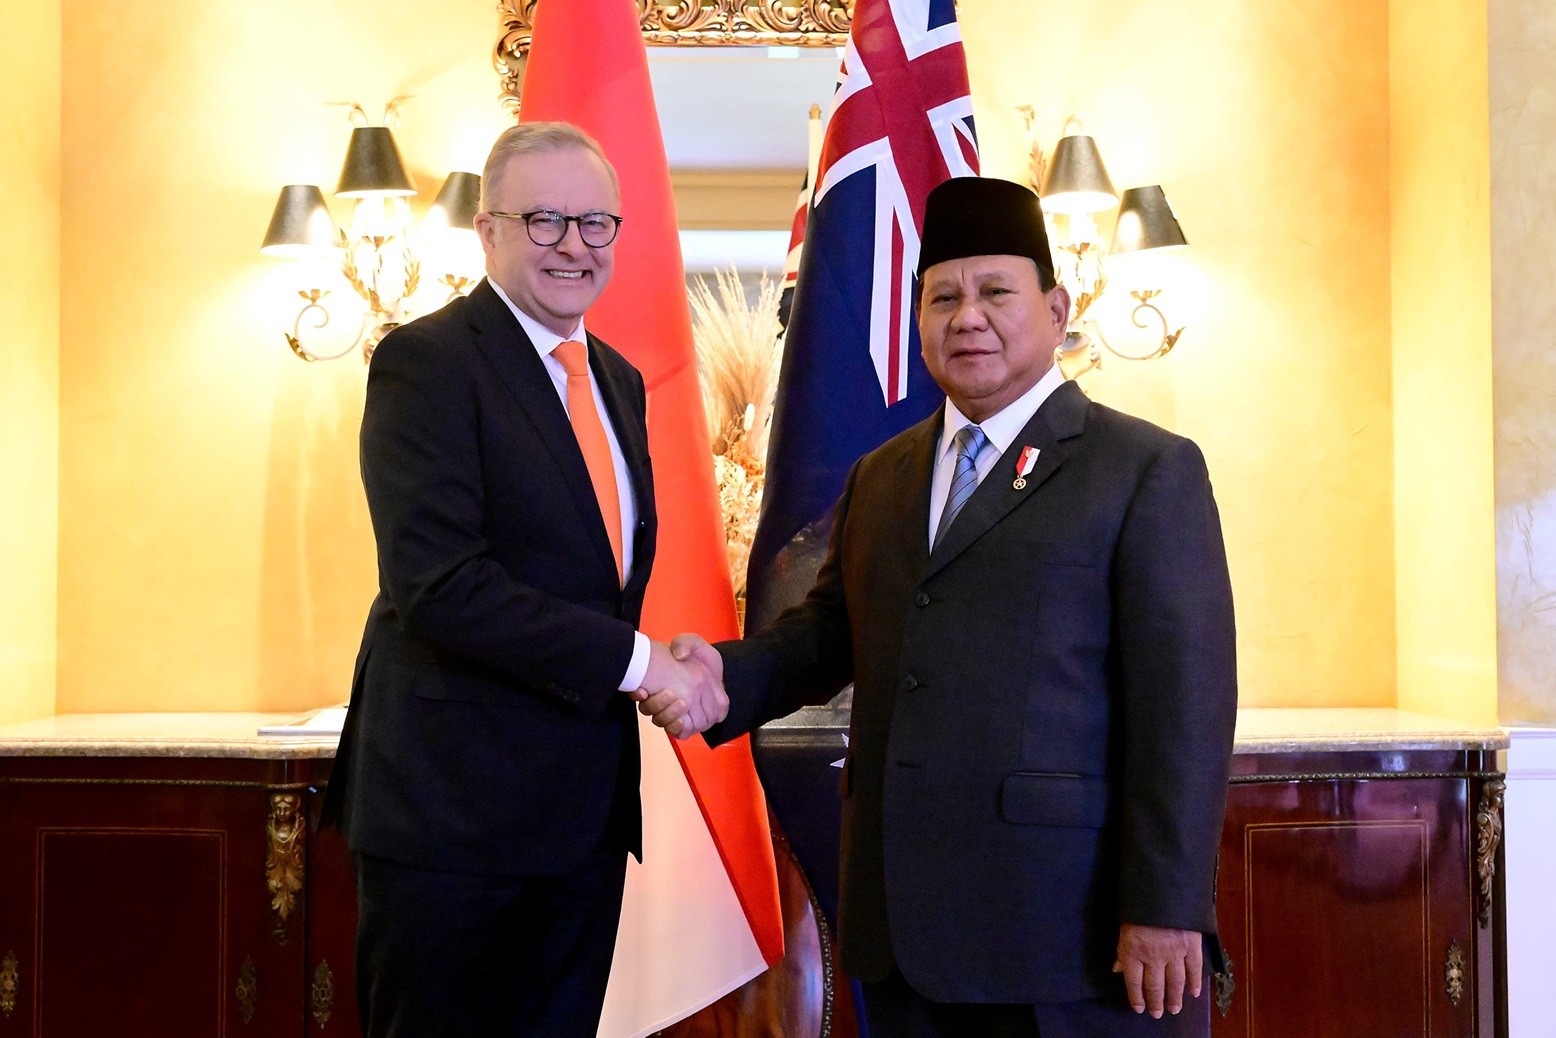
[553,339,624,583]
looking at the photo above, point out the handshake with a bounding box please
[629,634,728,740]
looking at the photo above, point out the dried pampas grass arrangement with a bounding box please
[690,268,784,604]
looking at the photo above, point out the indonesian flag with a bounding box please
[518,2,785,1034]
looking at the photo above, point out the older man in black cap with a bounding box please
[647,176,1238,1037]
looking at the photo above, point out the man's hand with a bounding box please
[632,638,727,740]
[1113,923,1203,1018]
[670,633,723,683]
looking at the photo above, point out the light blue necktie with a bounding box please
[933,425,988,551]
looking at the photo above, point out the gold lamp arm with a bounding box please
[1087,289,1184,362]
[283,289,382,363]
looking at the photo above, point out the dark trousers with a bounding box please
[861,967,1213,1038]
[354,841,628,1038]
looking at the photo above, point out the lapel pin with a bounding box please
[1013,445,1039,490]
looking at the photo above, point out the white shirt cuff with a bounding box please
[618,631,651,692]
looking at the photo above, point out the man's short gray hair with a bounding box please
[479,122,619,212]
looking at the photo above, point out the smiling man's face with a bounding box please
[917,254,1069,423]
[475,145,618,336]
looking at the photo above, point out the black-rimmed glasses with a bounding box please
[486,209,623,248]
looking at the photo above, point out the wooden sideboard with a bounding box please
[0,749,334,1034]
[0,710,1507,1037]
[1215,744,1504,1038]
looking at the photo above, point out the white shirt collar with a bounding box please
[487,278,587,360]
[938,361,1068,463]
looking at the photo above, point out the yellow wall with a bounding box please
[11,0,1500,719]
[0,0,62,726]
[1489,0,1556,724]
[1389,0,1498,724]
[56,0,508,712]
[963,0,1396,707]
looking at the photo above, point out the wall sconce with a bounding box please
[260,100,483,362]
[1020,110,1190,374]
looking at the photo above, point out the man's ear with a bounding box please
[1046,282,1072,337]
[473,213,498,255]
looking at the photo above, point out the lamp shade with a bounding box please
[336,126,416,198]
[1110,185,1188,255]
[426,171,482,231]
[260,184,338,257]
[1039,134,1118,215]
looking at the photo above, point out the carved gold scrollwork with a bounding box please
[236,955,258,1025]
[1444,940,1466,1006]
[311,961,335,1028]
[1475,778,1505,928]
[493,0,538,105]
[1,950,18,1018]
[1213,954,1235,1018]
[495,0,855,109]
[266,793,305,944]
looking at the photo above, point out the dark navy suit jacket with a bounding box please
[324,278,656,877]
[708,379,1237,1004]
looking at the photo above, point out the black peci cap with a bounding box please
[916,176,1056,285]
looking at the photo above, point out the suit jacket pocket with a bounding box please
[1000,772,1111,828]
[410,664,536,709]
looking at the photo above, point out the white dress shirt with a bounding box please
[489,281,651,692]
[927,362,1067,546]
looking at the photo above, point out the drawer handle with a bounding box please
[1,949,18,1018]
[1213,954,1235,1018]
[1444,940,1466,1007]
[312,960,335,1028]
[236,955,258,1025]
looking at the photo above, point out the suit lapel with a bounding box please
[924,380,1088,579]
[884,414,941,584]
[466,280,621,581]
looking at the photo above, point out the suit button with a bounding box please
[914,591,931,607]
[900,675,918,692]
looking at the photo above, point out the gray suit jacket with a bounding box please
[707,380,1237,1004]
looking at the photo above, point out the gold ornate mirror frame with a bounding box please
[495,0,855,108]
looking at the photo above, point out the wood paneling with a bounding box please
[39,830,225,1034]
[1216,766,1485,1038]
[0,757,312,1037]
[0,747,1502,1038]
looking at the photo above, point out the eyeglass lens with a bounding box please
[526,211,619,248]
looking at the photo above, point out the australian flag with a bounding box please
[776,172,809,332]
[745,0,979,631]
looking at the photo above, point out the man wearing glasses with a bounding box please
[325,121,725,1038]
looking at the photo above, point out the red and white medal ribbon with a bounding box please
[1013,446,1039,489]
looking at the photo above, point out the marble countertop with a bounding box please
[0,710,346,759]
[1231,708,1507,753]
[0,706,1508,758]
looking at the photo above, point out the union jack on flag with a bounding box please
[813,0,979,405]
[745,0,979,632]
